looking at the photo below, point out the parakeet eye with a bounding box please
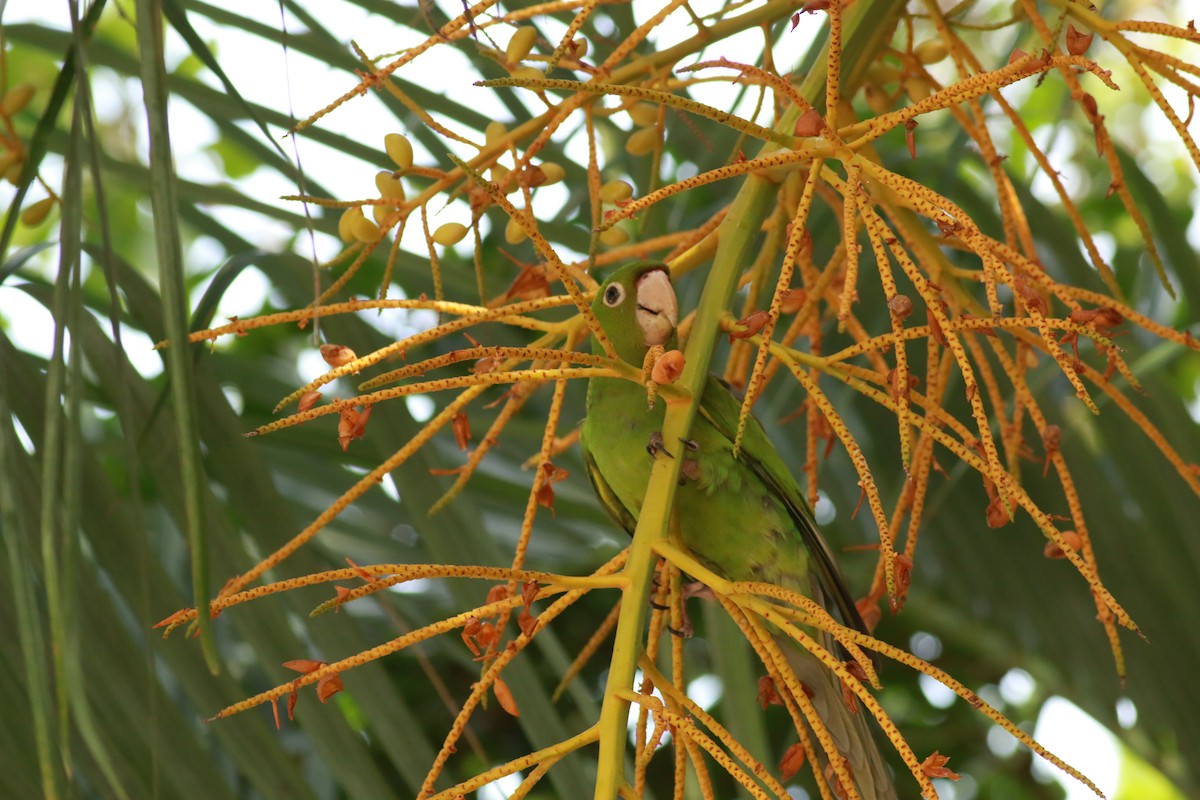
[603,283,626,307]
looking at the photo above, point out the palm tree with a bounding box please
[2,0,1197,797]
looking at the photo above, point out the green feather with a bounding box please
[581,261,897,799]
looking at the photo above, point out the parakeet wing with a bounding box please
[696,374,868,636]
[582,445,638,537]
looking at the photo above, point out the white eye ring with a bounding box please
[603,283,626,307]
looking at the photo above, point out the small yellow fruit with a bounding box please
[536,162,565,186]
[625,127,659,157]
[384,133,413,171]
[866,62,900,85]
[568,38,588,59]
[19,197,54,227]
[375,170,405,200]
[599,226,629,247]
[350,213,379,243]
[627,103,658,128]
[338,206,362,243]
[485,121,508,147]
[509,66,544,84]
[506,26,538,64]
[0,150,19,176]
[1,83,35,116]
[914,40,948,65]
[372,202,394,225]
[504,216,528,245]
[599,179,633,203]
[433,222,469,246]
[903,76,932,102]
[4,158,24,184]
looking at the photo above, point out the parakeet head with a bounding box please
[591,261,679,363]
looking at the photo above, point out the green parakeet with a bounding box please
[580,261,897,799]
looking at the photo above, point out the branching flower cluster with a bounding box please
[160,1,1200,797]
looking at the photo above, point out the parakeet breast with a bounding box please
[582,375,812,592]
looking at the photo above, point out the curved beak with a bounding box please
[635,269,678,347]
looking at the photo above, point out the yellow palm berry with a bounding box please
[599,226,629,247]
[375,171,405,200]
[627,103,658,128]
[625,127,659,157]
[384,133,413,171]
[506,26,538,64]
[599,179,633,203]
[504,216,528,245]
[433,222,469,246]
[1,83,35,116]
[19,197,54,227]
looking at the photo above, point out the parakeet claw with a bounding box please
[646,431,673,459]
[679,437,699,451]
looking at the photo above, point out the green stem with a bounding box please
[133,0,218,671]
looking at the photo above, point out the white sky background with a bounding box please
[1,0,1195,797]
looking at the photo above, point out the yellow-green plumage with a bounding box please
[581,261,896,799]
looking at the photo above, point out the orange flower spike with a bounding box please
[920,751,960,781]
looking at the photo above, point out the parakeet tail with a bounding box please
[783,642,899,800]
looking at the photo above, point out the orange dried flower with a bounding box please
[729,310,770,341]
[651,349,685,384]
[493,676,520,717]
[1044,530,1083,559]
[320,343,357,369]
[1066,25,1094,56]
[779,743,807,780]
[317,672,344,703]
[452,411,472,450]
[920,751,961,780]
[794,107,824,137]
